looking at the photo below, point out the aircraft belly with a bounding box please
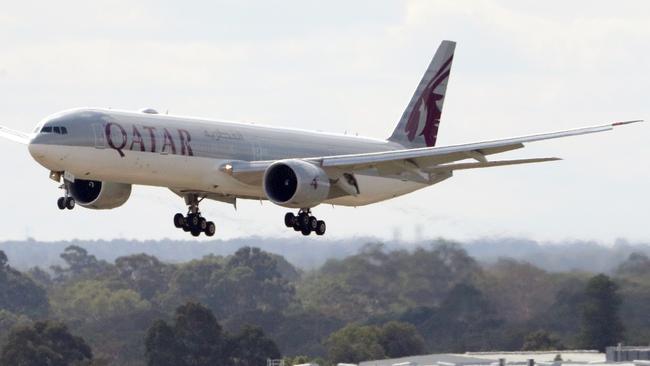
[42,145,256,196]
[33,144,429,207]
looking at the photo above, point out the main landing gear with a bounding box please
[284,209,326,236]
[173,194,216,237]
[56,183,75,210]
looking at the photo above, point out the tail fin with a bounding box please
[388,40,455,148]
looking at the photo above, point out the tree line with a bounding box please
[0,241,648,365]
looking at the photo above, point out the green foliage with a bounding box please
[145,320,184,366]
[616,253,650,278]
[0,321,92,366]
[284,355,312,365]
[378,321,425,358]
[52,280,151,321]
[326,324,385,364]
[579,274,625,351]
[51,246,112,283]
[145,302,281,366]
[521,330,563,351]
[0,310,31,344]
[326,321,425,364]
[299,242,481,322]
[2,242,650,364]
[114,253,173,300]
[230,325,281,366]
[0,250,49,318]
[163,247,296,318]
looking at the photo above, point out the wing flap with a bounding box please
[0,125,30,145]
[423,157,561,173]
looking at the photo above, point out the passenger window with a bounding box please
[42,126,52,133]
[61,127,68,134]
[53,127,61,134]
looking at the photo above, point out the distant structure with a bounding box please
[606,346,650,362]
[358,349,650,366]
[359,353,495,366]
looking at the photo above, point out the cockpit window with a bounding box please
[41,126,68,134]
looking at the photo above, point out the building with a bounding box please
[358,349,650,366]
[359,353,496,366]
[606,346,650,362]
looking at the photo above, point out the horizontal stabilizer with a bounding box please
[0,125,30,145]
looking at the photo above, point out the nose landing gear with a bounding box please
[173,194,216,237]
[56,183,75,210]
[284,209,326,236]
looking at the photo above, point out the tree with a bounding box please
[146,302,278,366]
[285,355,312,365]
[418,283,501,352]
[616,253,650,278]
[0,251,49,317]
[174,302,228,365]
[145,320,184,366]
[230,325,281,366]
[379,321,425,358]
[326,324,385,364]
[579,274,624,351]
[52,280,151,321]
[51,245,113,283]
[114,254,172,300]
[0,321,92,366]
[0,251,7,268]
[522,330,563,351]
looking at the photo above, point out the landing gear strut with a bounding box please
[173,194,216,237]
[56,183,75,210]
[284,209,326,236]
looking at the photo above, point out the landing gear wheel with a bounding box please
[57,197,66,210]
[284,212,295,227]
[205,222,216,237]
[65,197,75,210]
[297,213,310,229]
[285,209,326,236]
[308,216,318,231]
[190,215,200,228]
[173,213,185,228]
[315,220,326,236]
[177,194,218,238]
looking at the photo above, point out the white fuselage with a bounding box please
[28,108,429,206]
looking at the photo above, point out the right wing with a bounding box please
[225,120,642,185]
[0,125,31,145]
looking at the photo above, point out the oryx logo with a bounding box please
[404,56,453,147]
[310,177,319,190]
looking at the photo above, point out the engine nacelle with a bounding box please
[68,179,132,209]
[263,159,330,208]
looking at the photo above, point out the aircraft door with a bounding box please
[92,123,106,149]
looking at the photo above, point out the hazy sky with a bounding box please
[0,0,648,243]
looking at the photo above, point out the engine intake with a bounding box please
[68,179,131,209]
[263,160,330,208]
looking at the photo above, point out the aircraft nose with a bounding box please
[28,138,47,159]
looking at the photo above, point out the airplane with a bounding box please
[0,40,642,237]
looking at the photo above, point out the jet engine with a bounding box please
[263,159,330,208]
[68,179,132,209]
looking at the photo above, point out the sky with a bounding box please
[0,0,648,243]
